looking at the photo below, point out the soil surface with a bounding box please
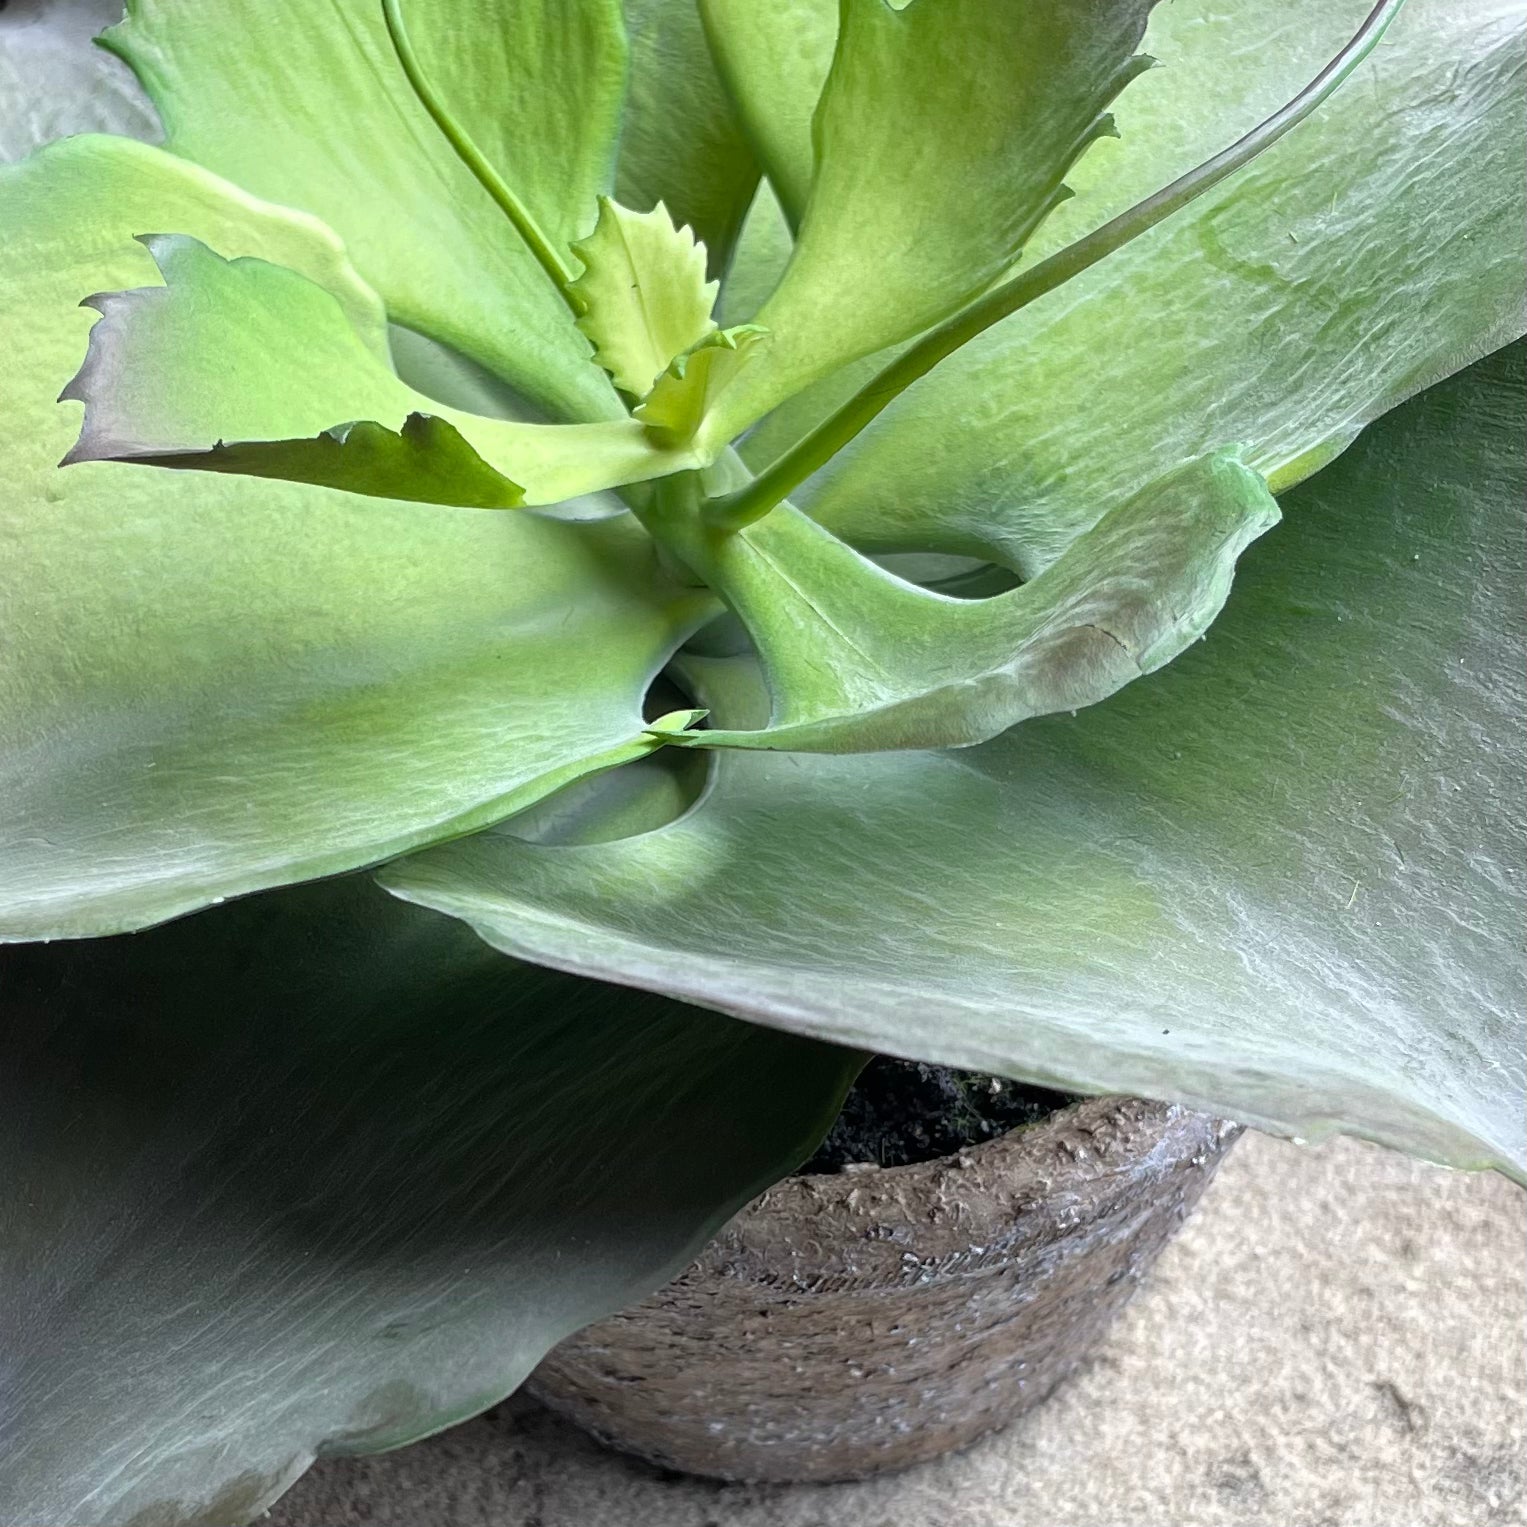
[802,1056,1074,1173]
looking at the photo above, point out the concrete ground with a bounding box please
[268,1131,1525,1527]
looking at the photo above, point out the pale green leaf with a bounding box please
[0,0,159,160]
[635,324,770,448]
[706,0,1157,439]
[385,345,1527,1181]
[715,179,795,327]
[699,0,837,226]
[385,324,543,423]
[0,876,859,1526]
[618,0,760,273]
[650,453,1278,752]
[0,135,713,941]
[735,0,1527,574]
[63,233,692,506]
[571,197,718,398]
[103,0,628,421]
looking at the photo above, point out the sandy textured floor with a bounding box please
[268,1131,1525,1527]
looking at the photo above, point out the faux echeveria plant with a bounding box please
[0,0,1522,1521]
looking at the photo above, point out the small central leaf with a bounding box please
[636,324,769,447]
[570,196,720,397]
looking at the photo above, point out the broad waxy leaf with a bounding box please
[570,197,718,398]
[617,0,760,275]
[0,876,859,1526]
[0,135,712,941]
[733,0,1527,574]
[0,0,159,160]
[64,233,691,507]
[699,0,838,226]
[704,0,1158,441]
[715,179,795,327]
[103,0,628,422]
[0,20,1517,1527]
[650,453,1278,752]
[386,345,1527,1181]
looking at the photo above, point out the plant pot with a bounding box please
[527,1094,1239,1484]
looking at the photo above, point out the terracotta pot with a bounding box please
[528,1095,1239,1484]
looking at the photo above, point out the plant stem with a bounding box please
[706,0,1408,533]
[381,0,580,312]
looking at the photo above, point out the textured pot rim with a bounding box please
[680,1095,1235,1293]
[530,1094,1242,1486]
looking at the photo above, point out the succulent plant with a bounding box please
[0,1,1521,1521]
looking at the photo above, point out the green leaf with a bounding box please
[0,0,159,160]
[736,0,1527,574]
[635,324,770,448]
[715,179,795,327]
[384,344,1527,1182]
[705,0,1157,439]
[570,197,718,398]
[0,134,713,940]
[103,0,628,422]
[63,233,691,507]
[0,875,859,1527]
[127,415,531,511]
[650,453,1278,751]
[617,0,760,274]
[699,0,837,226]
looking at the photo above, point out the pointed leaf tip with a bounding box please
[646,707,711,736]
[133,413,529,511]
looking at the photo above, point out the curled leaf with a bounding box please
[0,136,714,940]
[103,0,630,420]
[656,452,1278,752]
[636,323,770,448]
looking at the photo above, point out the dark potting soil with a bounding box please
[802,1056,1075,1174]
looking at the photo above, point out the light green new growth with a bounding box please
[636,324,770,447]
[645,707,712,735]
[570,197,719,397]
[706,0,1409,532]
[381,0,579,309]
